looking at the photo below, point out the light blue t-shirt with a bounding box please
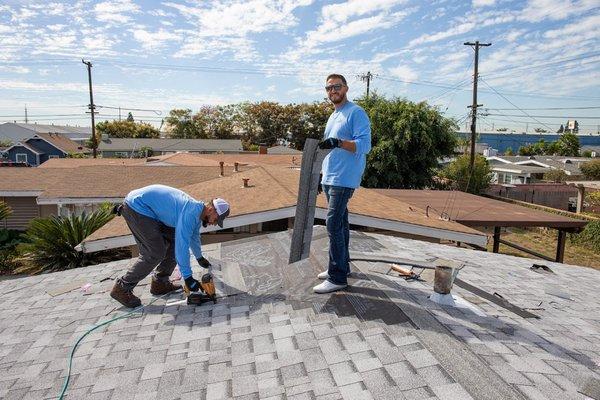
[321,101,372,189]
[125,184,203,279]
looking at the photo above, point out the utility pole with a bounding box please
[82,59,98,158]
[359,71,372,98]
[24,105,28,123]
[464,41,491,174]
[118,106,121,121]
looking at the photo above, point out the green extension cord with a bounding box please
[57,295,165,399]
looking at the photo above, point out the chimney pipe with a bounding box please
[259,143,267,155]
[234,162,239,172]
[242,178,250,187]
[219,161,224,176]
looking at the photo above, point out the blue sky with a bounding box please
[0,0,598,133]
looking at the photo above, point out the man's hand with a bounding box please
[318,138,339,149]
[197,256,211,268]
[184,276,200,292]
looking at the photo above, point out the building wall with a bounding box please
[40,204,58,218]
[7,146,38,166]
[26,138,64,163]
[0,196,39,230]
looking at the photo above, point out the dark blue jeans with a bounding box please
[323,185,354,285]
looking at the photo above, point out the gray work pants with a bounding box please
[116,203,177,291]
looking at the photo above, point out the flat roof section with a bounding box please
[375,189,587,230]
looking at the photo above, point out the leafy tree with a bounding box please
[239,101,288,148]
[17,205,115,273]
[356,95,458,188]
[582,150,593,158]
[440,154,492,194]
[288,101,332,150]
[96,120,159,139]
[165,108,206,139]
[0,201,11,221]
[581,160,600,180]
[139,146,153,157]
[126,112,134,122]
[555,132,580,156]
[195,105,237,139]
[496,127,507,132]
[0,139,12,148]
[557,124,564,133]
[505,147,514,156]
[534,128,547,133]
[544,169,567,183]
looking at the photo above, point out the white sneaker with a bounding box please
[317,271,351,280]
[313,280,347,294]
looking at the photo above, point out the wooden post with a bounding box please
[576,184,585,213]
[555,229,566,263]
[492,226,501,253]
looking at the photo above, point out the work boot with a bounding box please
[110,283,142,308]
[150,277,182,296]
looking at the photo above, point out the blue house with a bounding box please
[3,133,88,166]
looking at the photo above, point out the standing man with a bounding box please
[313,74,371,294]
[110,184,230,308]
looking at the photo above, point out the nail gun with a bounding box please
[184,273,217,306]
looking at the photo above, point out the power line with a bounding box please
[485,113,600,119]
[483,51,600,78]
[480,78,556,132]
[486,106,600,111]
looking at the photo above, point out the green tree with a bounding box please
[17,205,115,273]
[288,101,332,150]
[0,139,12,148]
[195,105,238,139]
[557,124,564,133]
[586,191,600,208]
[165,108,206,139]
[126,112,134,122]
[544,169,567,183]
[239,101,288,148]
[582,150,592,158]
[555,132,580,156]
[96,120,159,139]
[357,95,458,188]
[580,160,600,180]
[0,201,11,221]
[505,147,514,156]
[440,154,492,194]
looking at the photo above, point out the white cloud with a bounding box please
[472,0,496,7]
[519,0,598,22]
[94,0,140,23]
[409,21,476,47]
[389,64,418,81]
[131,28,181,50]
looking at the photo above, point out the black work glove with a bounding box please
[317,173,323,194]
[197,256,211,268]
[184,276,200,292]
[318,138,339,149]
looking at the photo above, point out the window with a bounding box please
[48,155,60,159]
[16,153,27,163]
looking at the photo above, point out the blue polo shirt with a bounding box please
[321,101,372,189]
[124,184,203,279]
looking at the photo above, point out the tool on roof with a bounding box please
[184,272,217,306]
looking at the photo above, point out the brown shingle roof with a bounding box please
[0,165,235,198]
[83,166,483,243]
[31,133,88,154]
[39,158,146,168]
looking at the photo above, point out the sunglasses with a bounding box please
[325,84,344,92]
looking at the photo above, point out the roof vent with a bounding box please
[242,178,250,188]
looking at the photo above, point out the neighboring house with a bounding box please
[3,133,88,166]
[0,122,91,145]
[486,155,588,183]
[98,138,244,157]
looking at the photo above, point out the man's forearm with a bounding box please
[339,139,356,153]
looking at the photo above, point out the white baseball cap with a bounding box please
[212,198,230,227]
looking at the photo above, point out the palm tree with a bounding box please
[0,201,11,221]
[17,205,115,274]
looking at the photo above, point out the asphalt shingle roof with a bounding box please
[1,227,599,400]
